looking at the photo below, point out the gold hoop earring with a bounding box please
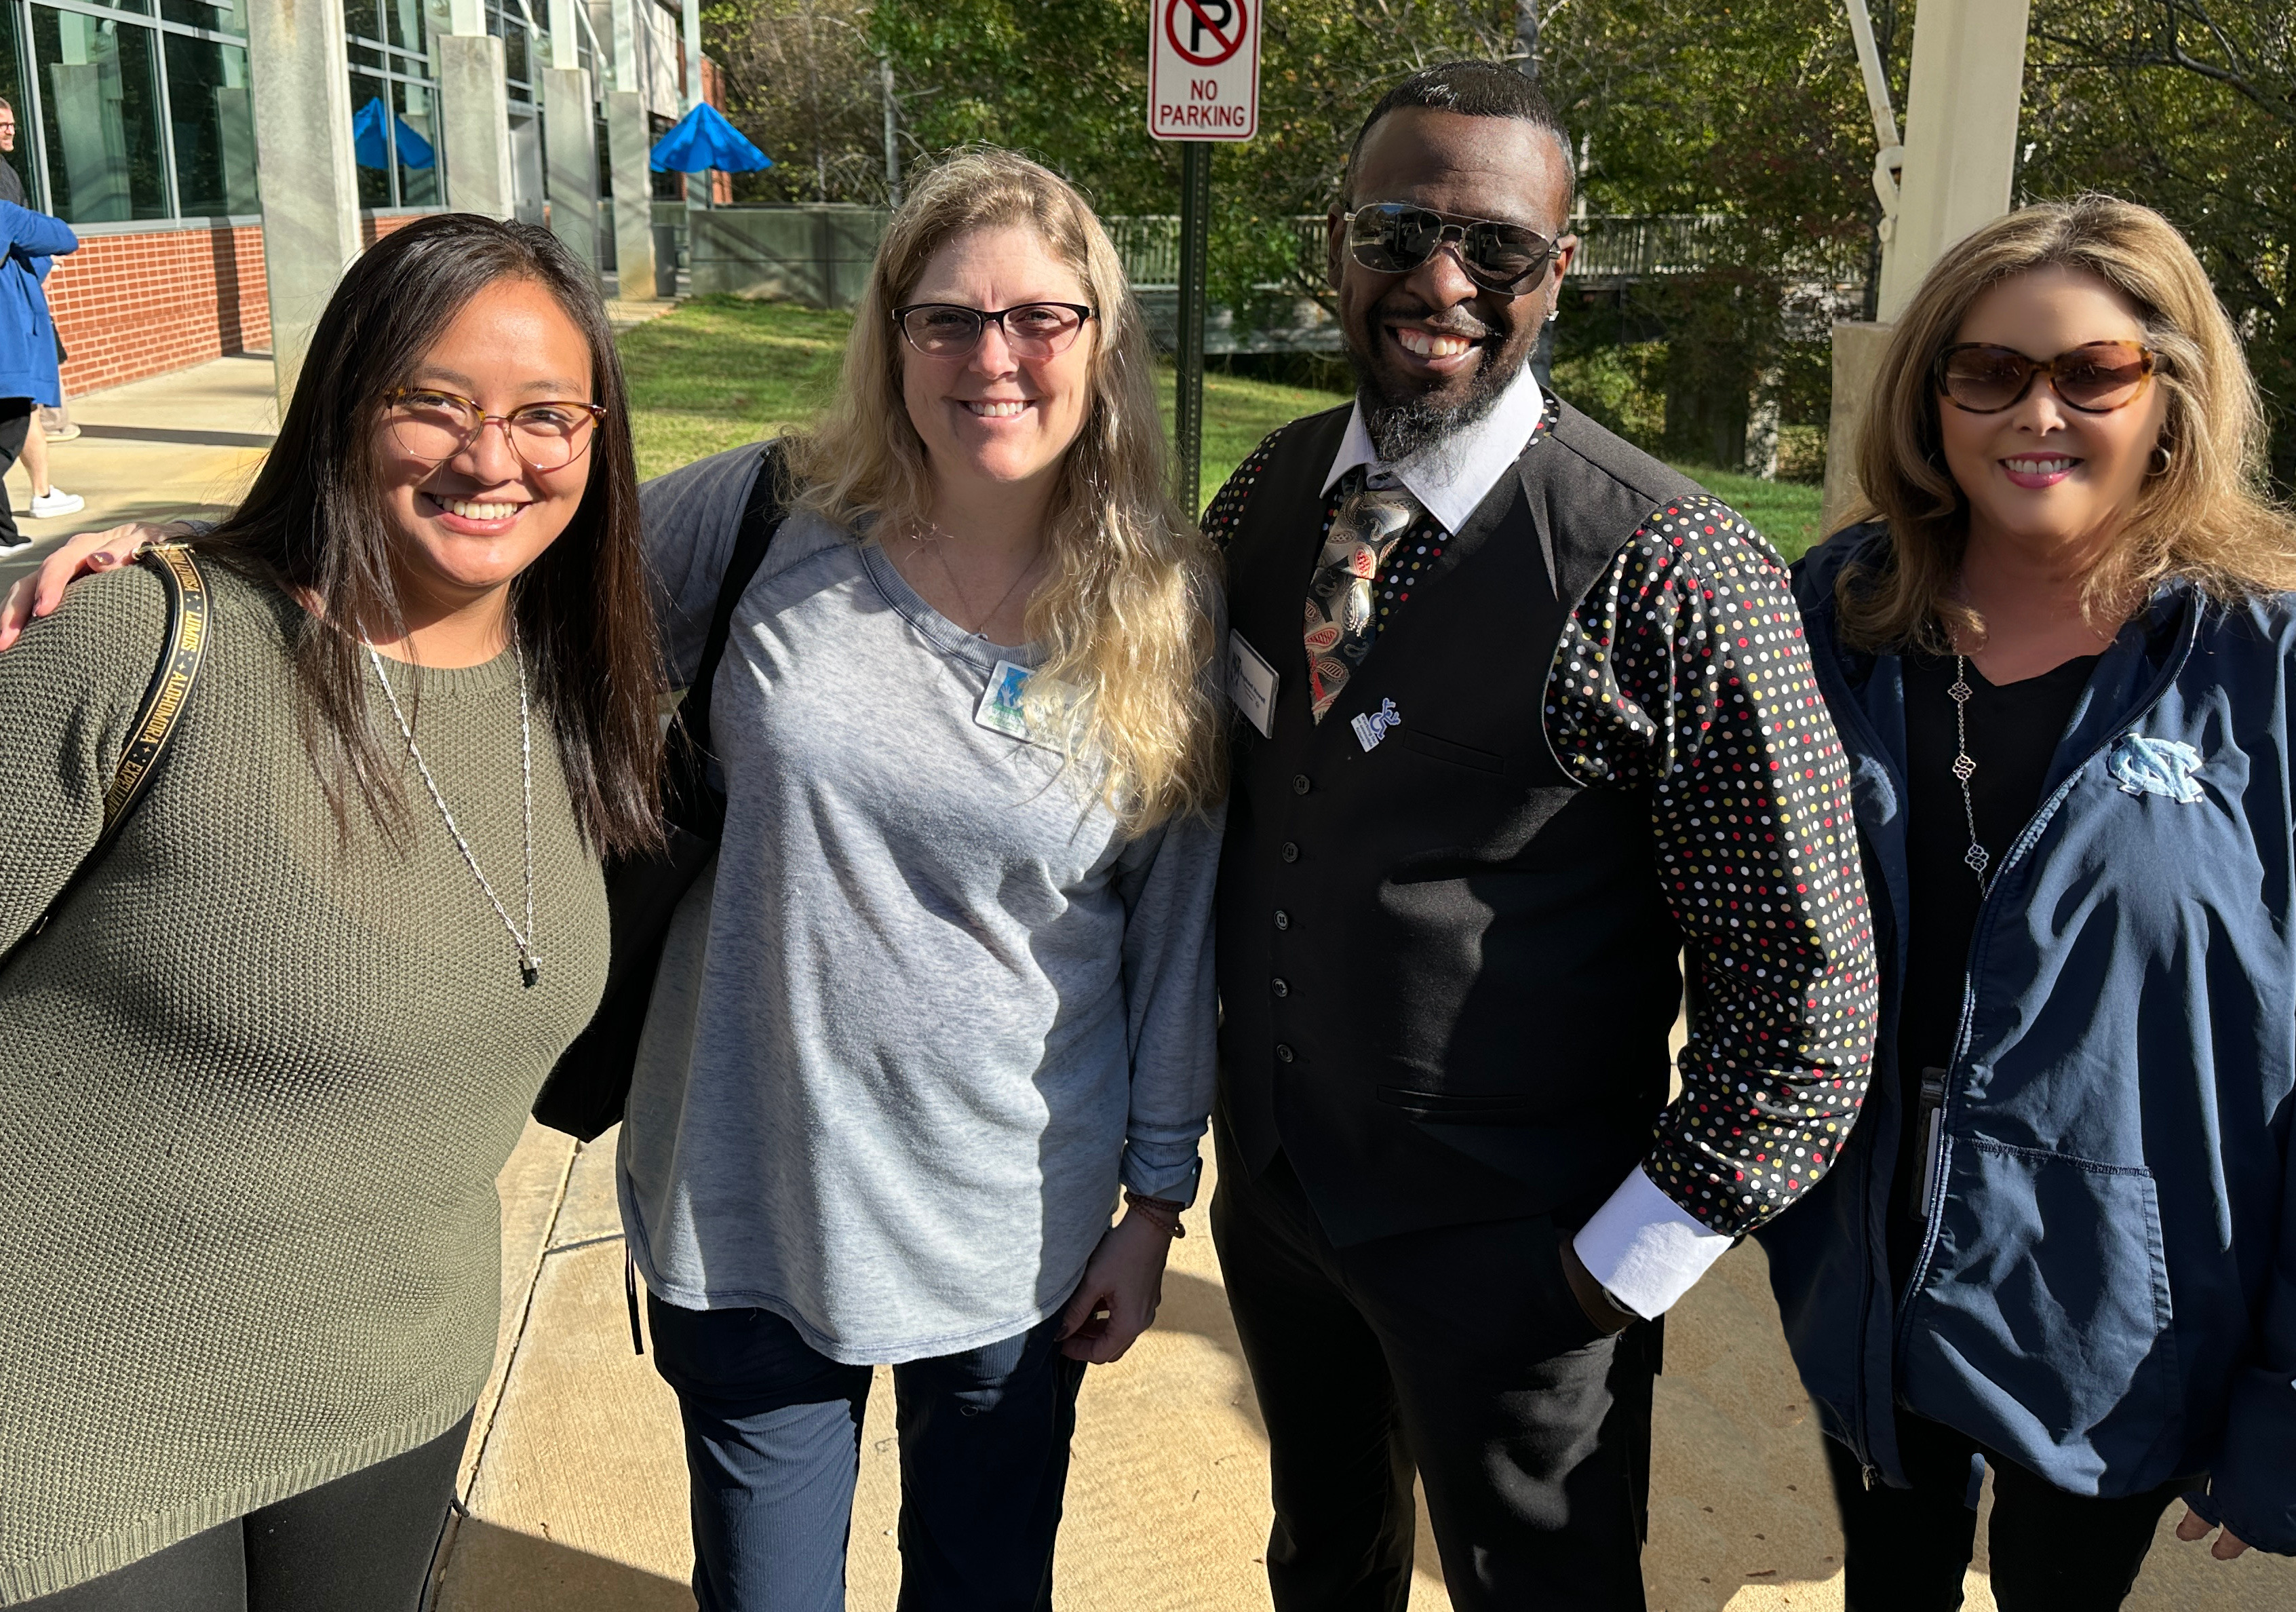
[2149,444,2173,476]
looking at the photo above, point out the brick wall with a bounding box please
[43,210,443,399]
[358,210,433,250]
[45,223,270,398]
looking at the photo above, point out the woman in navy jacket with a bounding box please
[1762,195,2296,1607]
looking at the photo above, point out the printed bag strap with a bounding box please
[0,543,212,972]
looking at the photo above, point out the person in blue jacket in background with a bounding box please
[1762,194,2296,1608]
[0,193,76,554]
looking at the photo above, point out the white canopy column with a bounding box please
[1823,0,2033,531]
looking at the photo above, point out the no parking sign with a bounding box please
[1147,0,1260,140]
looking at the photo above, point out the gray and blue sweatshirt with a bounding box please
[617,446,1222,1364]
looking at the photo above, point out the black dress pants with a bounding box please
[1212,1134,1657,1612]
[1823,1412,2183,1612]
[20,1411,471,1612]
[0,398,31,546]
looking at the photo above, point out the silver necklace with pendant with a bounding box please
[906,522,1042,639]
[366,637,541,987]
[1947,652,1992,896]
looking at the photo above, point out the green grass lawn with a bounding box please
[620,297,1823,559]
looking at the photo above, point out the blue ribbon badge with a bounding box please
[1350,697,1402,753]
[2105,732,2206,804]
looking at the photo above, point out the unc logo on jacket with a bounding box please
[1772,522,2296,1535]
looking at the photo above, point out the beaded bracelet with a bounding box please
[1123,1191,1188,1238]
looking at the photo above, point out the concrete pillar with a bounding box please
[542,67,599,274]
[1821,322,1894,535]
[607,91,656,297]
[438,1,515,220]
[608,0,657,296]
[1873,0,2031,321]
[246,0,361,410]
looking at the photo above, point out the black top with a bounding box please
[1891,648,2097,1278]
[0,160,24,207]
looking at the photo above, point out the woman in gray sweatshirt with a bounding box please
[621,150,1224,1611]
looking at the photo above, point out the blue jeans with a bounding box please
[646,1294,1085,1612]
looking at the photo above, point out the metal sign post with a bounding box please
[1148,0,1260,512]
[1173,143,1212,512]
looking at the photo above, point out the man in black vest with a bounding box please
[1202,62,1878,1609]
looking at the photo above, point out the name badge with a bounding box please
[1227,630,1279,739]
[974,659,1075,752]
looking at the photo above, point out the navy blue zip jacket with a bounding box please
[1759,522,2296,1554]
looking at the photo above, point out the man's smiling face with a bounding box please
[1329,107,1575,461]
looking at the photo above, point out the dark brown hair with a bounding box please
[204,212,663,855]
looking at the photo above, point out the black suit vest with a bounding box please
[1215,402,1699,1244]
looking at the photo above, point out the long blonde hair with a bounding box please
[1839,195,2296,653]
[783,147,1224,831]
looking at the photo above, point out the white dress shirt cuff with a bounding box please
[1570,1166,1733,1320]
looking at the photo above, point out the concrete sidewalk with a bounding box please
[439,1123,2293,1612]
[0,352,275,592]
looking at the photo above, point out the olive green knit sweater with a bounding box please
[0,563,608,1602]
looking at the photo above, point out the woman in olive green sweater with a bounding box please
[0,216,662,1609]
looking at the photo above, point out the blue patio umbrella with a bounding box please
[352,96,435,170]
[648,102,773,174]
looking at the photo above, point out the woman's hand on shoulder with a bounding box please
[0,521,189,651]
[1056,1208,1178,1364]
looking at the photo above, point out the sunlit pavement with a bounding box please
[0,353,275,594]
[435,1121,2294,1612]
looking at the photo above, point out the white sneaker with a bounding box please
[0,535,33,554]
[29,488,83,519]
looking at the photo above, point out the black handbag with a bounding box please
[530,444,792,1140]
[1,543,211,975]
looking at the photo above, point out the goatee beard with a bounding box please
[1348,345,1519,463]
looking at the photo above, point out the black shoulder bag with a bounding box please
[0,543,212,974]
[531,444,792,1140]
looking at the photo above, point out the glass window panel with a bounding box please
[347,41,383,70]
[349,70,395,208]
[385,0,426,55]
[340,0,379,45]
[393,78,437,207]
[0,2,31,209]
[163,1,248,32]
[33,9,168,225]
[162,34,256,216]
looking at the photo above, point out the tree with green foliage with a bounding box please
[2023,1,2295,486]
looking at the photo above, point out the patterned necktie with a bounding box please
[1303,471,1428,721]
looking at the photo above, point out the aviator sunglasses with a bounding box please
[1934,340,2158,415]
[1343,202,1561,295]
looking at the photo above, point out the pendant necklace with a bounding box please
[1946,649,1991,896]
[908,521,1042,639]
[367,636,541,987]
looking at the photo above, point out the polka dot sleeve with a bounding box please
[1545,496,1879,1237]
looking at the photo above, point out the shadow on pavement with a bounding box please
[433,1514,695,1612]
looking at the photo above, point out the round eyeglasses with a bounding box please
[893,302,1096,360]
[1343,203,1560,296]
[383,387,607,472]
[1933,341,2158,415]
